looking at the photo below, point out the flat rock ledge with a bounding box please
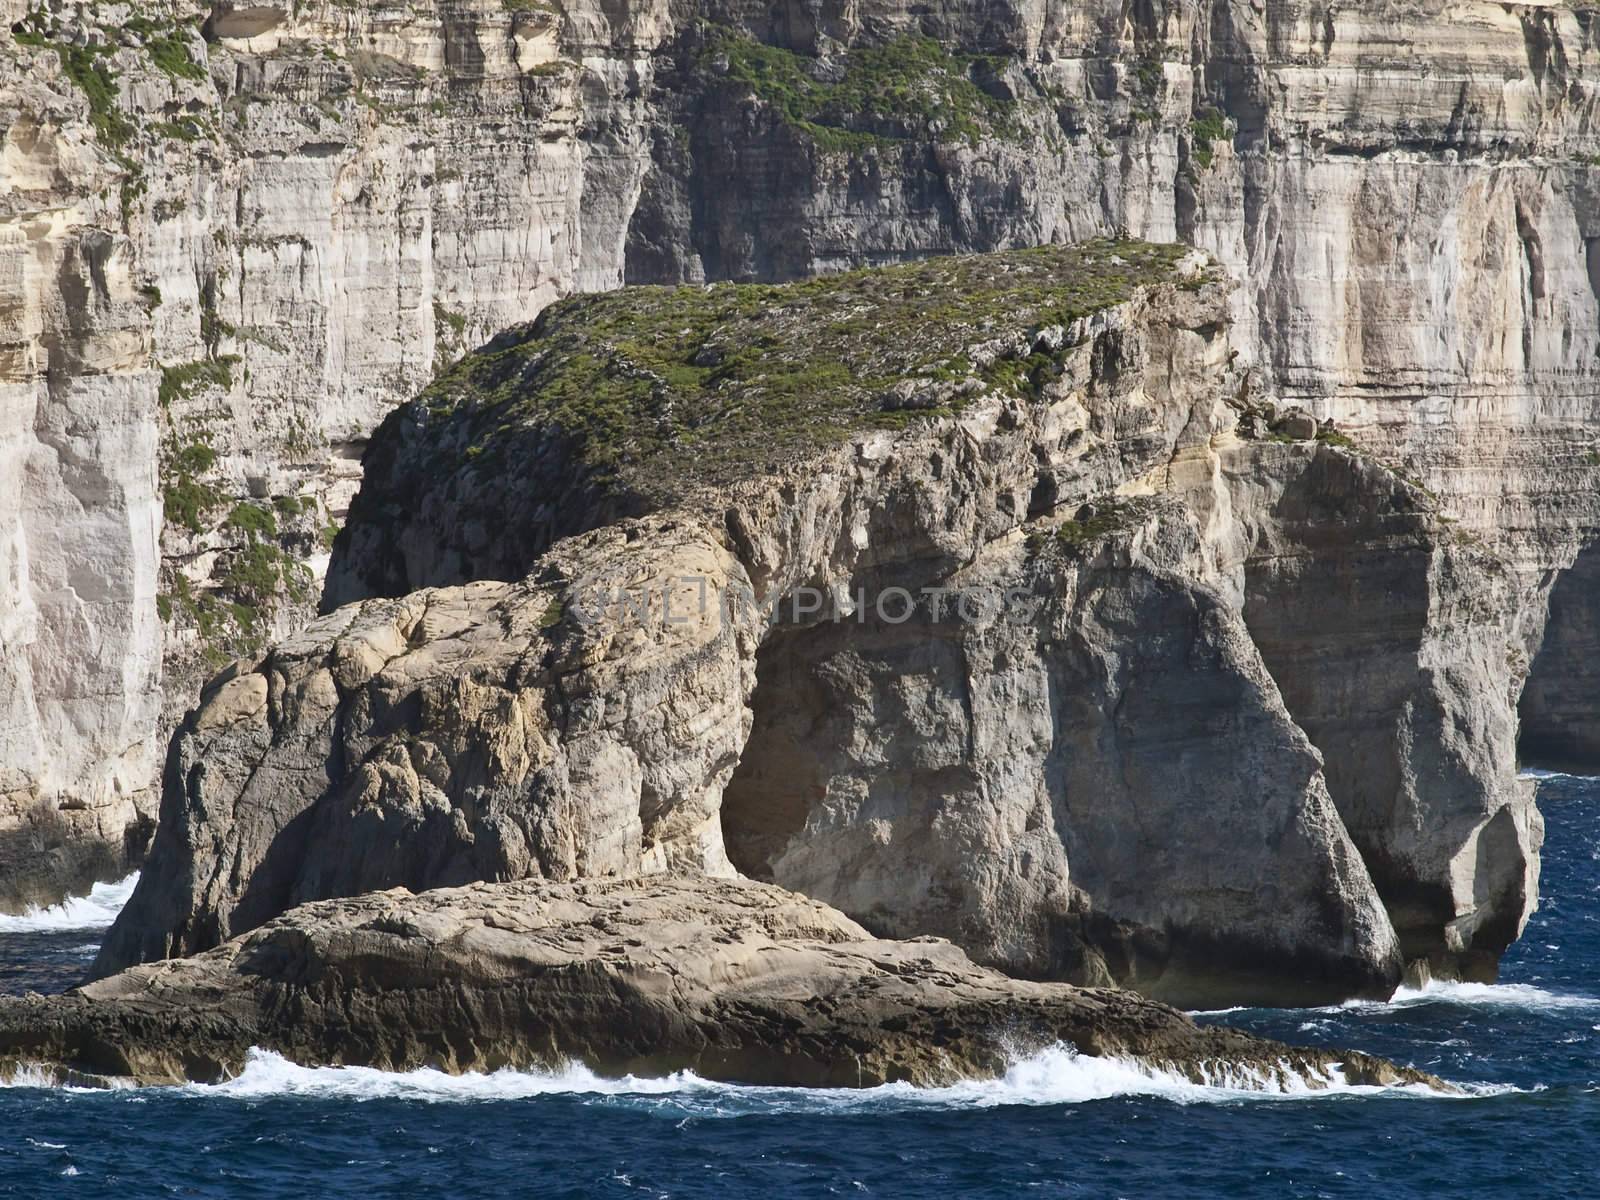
[0,878,1444,1092]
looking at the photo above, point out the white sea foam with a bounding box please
[100,1045,1469,1111]
[0,1063,62,1089]
[1200,979,1600,1019]
[1381,979,1600,1012]
[191,1050,701,1103]
[1294,978,1600,1017]
[1519,768,1600,782]
[0,874,139,934]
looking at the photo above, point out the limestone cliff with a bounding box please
[97,247,1540,1006]
[2,0,646,902]
[3,0,1596,922]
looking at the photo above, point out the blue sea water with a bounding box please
[1,775,1595,1198]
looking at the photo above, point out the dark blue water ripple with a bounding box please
[2,776,1596,1198]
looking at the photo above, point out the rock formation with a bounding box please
[1521,540,1600,770]
[1,875,1446,1090]
[2,0,651,901]
[5,0,1600,912]
[94,245,1539,1007]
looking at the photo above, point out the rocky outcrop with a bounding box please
[1520,540,1600,770]
[6,0,1600,912]
[4,876,1445,1090]
[720,491,1404,1007]
[97,523,757,970]
[1220,444,1544,979]
[97,247,1539,1005]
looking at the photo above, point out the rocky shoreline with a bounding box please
[0,877,1445,1093]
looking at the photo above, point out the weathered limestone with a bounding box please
[3,0,1600,908]
[7,876,1447,1090]
[0,208,161,908]
[722,497,1403,1007]
[1216,442,1543,981]
[1,0,650,899]
[97,520,756,970]
[96,252,1539,1004]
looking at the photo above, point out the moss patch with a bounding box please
[159,357,237,408]
[162,441,220,533]
[710,29,1020,151]
[1054,496,1163,549]
[1190,108,1230,170]
[41,40,133,147]
[421,239,1192,502]
[144,33,206,82]
[225,501,278,542]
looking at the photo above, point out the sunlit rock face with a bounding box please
[99,253,1539,1006]
[2,0,1596,921]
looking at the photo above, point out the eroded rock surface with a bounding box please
[6,0,1600,909]
[1520,541,1600,771]
[98,249,1539,1005]
[6,877,1443,1090]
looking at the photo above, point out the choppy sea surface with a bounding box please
[1,774,1596,1198]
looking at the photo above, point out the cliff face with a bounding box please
[1,0,654,902]
[98,249,1540,1006]
[0,216,160,908]
[3,0,1596,916]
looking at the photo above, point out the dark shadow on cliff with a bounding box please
[0,804,137,916]
[1520,539,1600,773]
[1232,443,1533,980]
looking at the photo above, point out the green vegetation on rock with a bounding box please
[162,441,221,533]
[710,29,1019,151]
[1190,108,1229,170]
[159,574,263,670]
[30,37,133,148]
[121,15,208,82]
[433,301,468,337]
[421,239,1192,501]
[1054,496,1162,548]
[225,502,278,542]
[159,357,237,408]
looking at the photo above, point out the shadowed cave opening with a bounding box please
[720,620,896,890]
[719,637,816,887]
[719,611,1038,966]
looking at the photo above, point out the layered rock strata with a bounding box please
[98,246,1539,1006]
[3,876,1445,1090]
[6,0,1600,906]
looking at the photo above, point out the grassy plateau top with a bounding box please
[420,240,1196,501]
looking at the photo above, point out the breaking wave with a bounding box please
[1197,979,1600,1021]
[0,874,138,934]
[2,1045,1486,1108]
[1377,980,1600,1013]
